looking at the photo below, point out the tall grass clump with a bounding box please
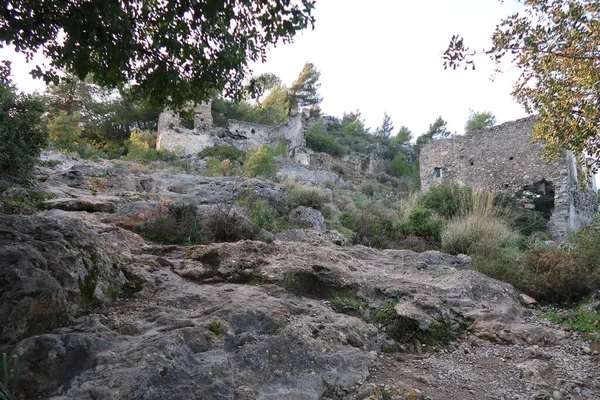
[287,187,329,210]
[441,189,521,255]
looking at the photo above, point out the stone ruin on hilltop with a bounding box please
[155,103,379,179]
[419,116,598,237]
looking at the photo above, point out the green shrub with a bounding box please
[140,203,258,245]
[245,146,277,178]
[198,145,246,163]
[508,210,549,236]
[206,157,242,177]
[0,80,47,177]
[341,201,401,248]
[359,181,378,197]
[306,118,347,157]
[287,187,329,210]
[248,199,280,232]
[339,211,359,232]
[125,132,179,163]
[389,153,414,178]
[330,163,347,176]
[421,183,472,218]
[570,213,600,273]
[400,207,443,244]
[521,246,597,303]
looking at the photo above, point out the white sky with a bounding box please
[1,0,528,137]
[250,0,528,136]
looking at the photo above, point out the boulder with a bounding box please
[288,206,326,230]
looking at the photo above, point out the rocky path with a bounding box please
[0,153,598,399]
[359,322,599,400]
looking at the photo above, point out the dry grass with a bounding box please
[441,189,520,255]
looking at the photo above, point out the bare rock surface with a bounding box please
[288,206,326,230]
[1,155,598,400]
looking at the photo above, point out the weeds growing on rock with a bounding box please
[543,306,600,340]
[208,322,222,336]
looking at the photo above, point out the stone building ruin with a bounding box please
[419,116,598,236]
[156,103,382,175]
[156,103,310,165]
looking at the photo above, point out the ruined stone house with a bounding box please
[419,116,598,236]
[156,103,380,176]
[156,103,311,165]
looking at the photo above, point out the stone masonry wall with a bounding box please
[156,103,309,164]
[419,117,597,236]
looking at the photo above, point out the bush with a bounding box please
[140,203,257,245]
[141,204,209,246]
[331,163,347,176]
[247,199,281,232]
[400,207,443,244]
[508,210,549,236]
[287,187,329,210]
[520,246,597,303]
[245,146,277,178]
[441,213,519,255]
[306,118,347,157]
[0,80,47,177]
[198,145,246,163]
[206,157,242,177]
[421,183,472,218]
[359,181,378,197]
[125,131,179,163]
[470,219,600,304]
[339,201,401,248]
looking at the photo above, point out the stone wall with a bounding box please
[419,116,597,236]
[156,103,309,164]
[309,152,379,181]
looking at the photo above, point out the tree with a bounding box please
[0,63,47,177]
[288,62,322,112]
[0,0,315,109]
[443,0,600,171]
[43,75,160,154]
[393,126,413,145]
[246,73,282,106]
[465,110,496,133]
[374,112,394,138]
[416,116,451,151]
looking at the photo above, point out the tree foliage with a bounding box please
[415,116,451,151]
[0,0,315,108]
[393,126,412,145]
[444,0,600,170]
[374,112,394,138]
[289,62,322,111]
[43,75,160,156]
[246,73,282,106]
[306,117,347,157]
[0,64,47,177]
[465,109,496,133]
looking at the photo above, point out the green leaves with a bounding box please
[0,0,315,109]
[465,110,496,133]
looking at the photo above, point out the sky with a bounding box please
[250,0,529,136]
[1,0,528,138]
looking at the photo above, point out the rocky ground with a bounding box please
[0,153,598,400]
